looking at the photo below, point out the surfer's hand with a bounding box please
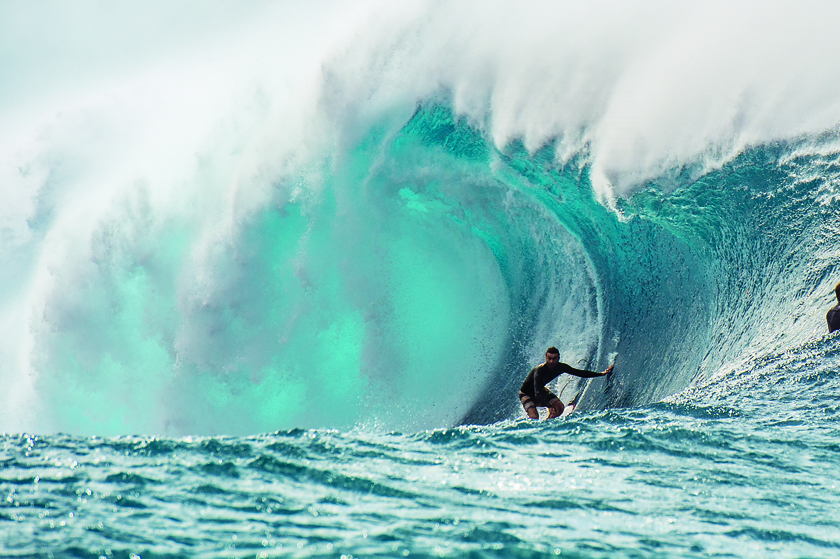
[603,364,614,376]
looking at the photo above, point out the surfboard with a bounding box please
[560,380,589,417]
[555,373,590,417]
[563,363,615,416]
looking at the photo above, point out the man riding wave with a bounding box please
[519,346,613,419]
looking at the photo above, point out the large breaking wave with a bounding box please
[2,1,840,435]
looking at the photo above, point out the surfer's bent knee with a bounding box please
[547,398,564,418]
[519,393,537,412]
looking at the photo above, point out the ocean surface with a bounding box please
[4,336,840,558]
[3,2,840,557]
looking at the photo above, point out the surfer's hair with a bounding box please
[546,346,560,356]
[835,282,840,301]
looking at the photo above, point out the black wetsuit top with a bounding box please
[828,304,840,333]
[519,362,603,401]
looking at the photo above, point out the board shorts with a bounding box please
[519,390,560,411]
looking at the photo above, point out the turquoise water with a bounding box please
[4,333,840,558]
[4,3,840,557]
[6,85,840,559]
[19,104,840,435]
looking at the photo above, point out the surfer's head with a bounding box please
[545,347,560,365]
[835,282,840,302]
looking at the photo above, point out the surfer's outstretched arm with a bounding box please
[562,363,613,378]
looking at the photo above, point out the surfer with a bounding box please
[519,347,613,419]
[828,283,840,333]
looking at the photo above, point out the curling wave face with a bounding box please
[2,2,840,435]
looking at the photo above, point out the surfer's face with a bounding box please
[545,352,559,365]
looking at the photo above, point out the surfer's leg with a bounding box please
[519,394,539,419]
[546,398,565,419]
